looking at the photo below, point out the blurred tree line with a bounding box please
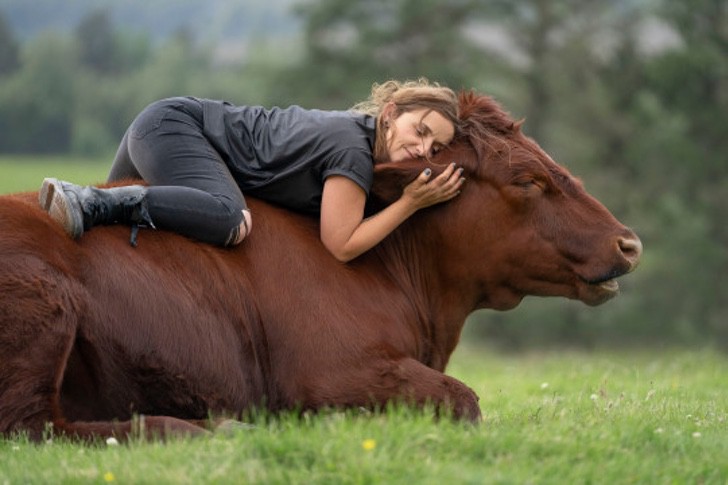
[0,0,725,350]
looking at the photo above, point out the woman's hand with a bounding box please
[402,162,465,210]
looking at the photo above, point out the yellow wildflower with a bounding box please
[362,439,376,451]
[104,471,115,482]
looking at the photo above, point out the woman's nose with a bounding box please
[417,139,433,157]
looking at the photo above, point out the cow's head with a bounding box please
[369,91,642,310]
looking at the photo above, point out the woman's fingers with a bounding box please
[405,163,465,208]
[418,168,433,183]
[431,162,457,186]
[431,163,464,196]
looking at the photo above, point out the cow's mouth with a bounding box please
[579,272,623,305]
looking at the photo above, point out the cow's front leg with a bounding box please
[309,357,482,422]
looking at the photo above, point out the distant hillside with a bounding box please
[0,0,301,42]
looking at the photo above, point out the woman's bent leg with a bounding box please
[125,99,249,246]
[144,186,247,246]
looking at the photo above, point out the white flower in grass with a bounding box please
[590,394,599,401]
[692,432,702,438]
[540,382,549,390]
[106,437,119,446]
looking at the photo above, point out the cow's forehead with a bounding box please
[471,134,550,178]
[456,92,581,191]
[466,132,585,197]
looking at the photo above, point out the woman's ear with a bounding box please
[381,102,397,126]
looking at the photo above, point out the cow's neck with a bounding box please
[371,215,476,371]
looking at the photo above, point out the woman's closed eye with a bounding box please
[416,124,437,156]
[430,143,444,156]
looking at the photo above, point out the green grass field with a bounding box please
[0,155,110,195]
[1,158,726,483]
[1,348,726,484]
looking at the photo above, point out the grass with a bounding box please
[1,347,726,484]
[0,155,110,194]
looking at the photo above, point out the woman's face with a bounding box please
[384,107,455,163]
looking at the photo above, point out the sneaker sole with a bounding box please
[39,178,83,239]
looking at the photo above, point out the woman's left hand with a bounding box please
[402,162,465,209]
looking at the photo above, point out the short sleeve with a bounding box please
[322,148,375,195]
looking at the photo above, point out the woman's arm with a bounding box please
[320,163,464,262]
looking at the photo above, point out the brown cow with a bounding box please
[0,92,641,441]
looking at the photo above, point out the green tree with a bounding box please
[273,0,483,109]
[645,0,728,346]
[0,33,77,153]
[0,11,20,76]
[75,8,117,74]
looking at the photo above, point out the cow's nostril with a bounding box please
[618,236,642,269]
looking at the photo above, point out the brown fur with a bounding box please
[0,92,641,441]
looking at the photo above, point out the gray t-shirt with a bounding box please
[198,99,376,214]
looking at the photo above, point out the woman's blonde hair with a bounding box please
[351,79,460,162]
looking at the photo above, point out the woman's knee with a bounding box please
[225,209,252,247]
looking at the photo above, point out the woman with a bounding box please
[39,79,465,262]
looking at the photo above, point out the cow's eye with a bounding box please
[512,178,547,196]
[513,179,536,188]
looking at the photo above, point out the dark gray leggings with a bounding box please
[108,98,246,246]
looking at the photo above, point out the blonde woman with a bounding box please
[40,79,465,261]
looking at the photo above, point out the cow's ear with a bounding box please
[366,163,420,215]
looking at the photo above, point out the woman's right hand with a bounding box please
[402,162,465,210]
